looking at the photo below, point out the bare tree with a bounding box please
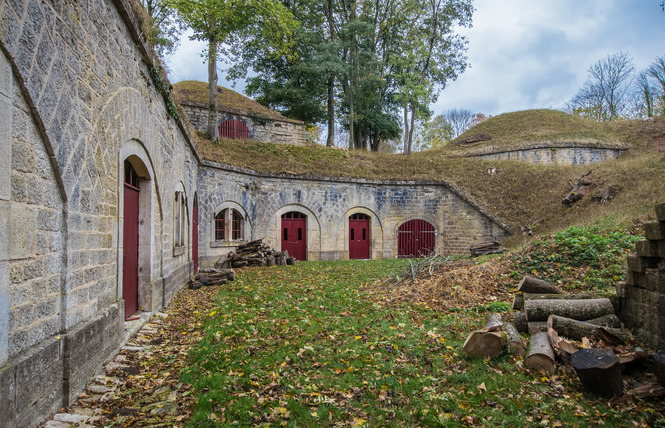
[633,71,657,118]
[648,56,665,115]
[444,108,474,138]
[568,52,635,121]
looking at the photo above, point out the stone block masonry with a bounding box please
[617,202,665,349]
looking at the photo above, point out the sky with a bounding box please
[166,0,665,118]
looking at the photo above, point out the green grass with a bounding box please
[181,258,657,427]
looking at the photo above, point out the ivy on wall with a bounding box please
[148,66,180,120]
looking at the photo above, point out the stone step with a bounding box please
[86,384,114,394]
[52,413,89,424]
[121,345,145,352]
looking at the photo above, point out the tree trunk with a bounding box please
[525,298,614,322]
[517,276,563,294]
[586,313,621,328]
[505,322,526,358]
[514,291,618,312]
[207,33,219,142]
[525,332,556,373]
[528,321,548,335]
[403,105,410,155]
[326,76,335,147]
[547,315,629,342]
[462,313,506,358]
[570,348,623,397]
[513,311,528,333]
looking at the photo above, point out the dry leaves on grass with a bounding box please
[375,258,513,312]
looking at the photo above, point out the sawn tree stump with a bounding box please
[570,348,623,397]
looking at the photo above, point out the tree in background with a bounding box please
[170,0,297,141]
[632,71,657,118]
[567,52,635,121]
[444,108,474,137]
[140,0,185,58]
[419,114,454,149]
[647,56,665,115]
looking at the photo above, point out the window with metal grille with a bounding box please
[232,209,243,240]
[215,209,227,241]
[219,119,250,140]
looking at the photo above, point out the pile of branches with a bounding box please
[387,251,451,286]
[216,239,295,269]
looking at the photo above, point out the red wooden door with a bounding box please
[123,162,140,318]
[219,119,250,139]
[281,212,307,261]
[349,213,370,259]
[192,199,199,274]
[397,219,436,258]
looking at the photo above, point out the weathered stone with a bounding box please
[636,240,660,258]
[626,255,659,273]
[53,413,90,423]
[655,203,665,222]
[645,222,665,241]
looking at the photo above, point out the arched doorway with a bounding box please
[281,211,307,260]
[123,160,140,318]
[349,213,370,259]
[397,219,436,258]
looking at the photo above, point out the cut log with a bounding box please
[518,292,618,313]
[570,348,623,397]
[462,313,507,358]
[517,276,563,294]
[513,311,528,333]
[505,322,526,357]
[512,293,525,311]
[653,351,665,387]
[525,332,556,374]
[584,314,621,328]
[547,315,630,342]
[528,321,548,335]
[525,298,614,322]
[562,170,593,206]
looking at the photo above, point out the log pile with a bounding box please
[215,239,295,269]
[190,268,235,290]
[469,241,504,256]
[462,274,665,397]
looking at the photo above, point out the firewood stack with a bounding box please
[190,268,235,290]
[462,274,665,399]
[215,239,296,269]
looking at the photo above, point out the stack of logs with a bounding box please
[469,241,504,257]
[216,239,295,269]
[462,275,664,399]
[190,268,235,290]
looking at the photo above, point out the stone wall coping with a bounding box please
[179,101,305,125]
[455,141,631,158]
[201,159,513,234]
[110,0,203,166]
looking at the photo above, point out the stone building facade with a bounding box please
[0,0,507,426]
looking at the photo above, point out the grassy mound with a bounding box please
[188,110,665,248]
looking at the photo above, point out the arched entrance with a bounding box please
[281,211,307,260]
[123,160,140,318]
[397,219,436,258]
[349,213,370,259]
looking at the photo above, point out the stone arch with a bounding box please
[211,200,253,244]
[268,204,321,261]
[118,140,160,314]
[339,207,384,260]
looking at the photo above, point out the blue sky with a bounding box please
[166,0,665,117]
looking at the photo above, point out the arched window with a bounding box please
[215,208,245,241]
[219,119,250,139]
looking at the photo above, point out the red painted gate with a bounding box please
[349,213,370,259]
[397,219,436,258]
[192,198,199,274]
[123,161,140,318]
[281,212,307,261]
[219,119,250,140]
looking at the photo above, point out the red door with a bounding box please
[349,213,370,259]
[219,119,250,139]
[192,198,199,274]
[123,161,140,318]
[397,219,436,258]
[281,212,307,261]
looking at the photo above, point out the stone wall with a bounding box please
[467,145,625,166]
[181,102,307,146]
[197,162,511,266]
[0,0,199,426]
[617,202,665,349]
